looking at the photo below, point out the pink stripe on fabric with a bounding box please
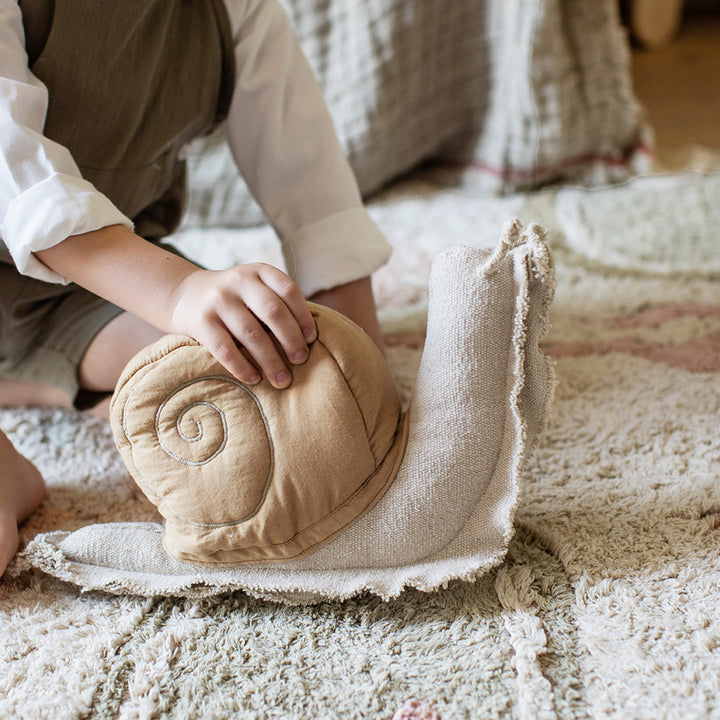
[436,144,654,181]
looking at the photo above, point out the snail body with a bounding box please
[279,222,555,571]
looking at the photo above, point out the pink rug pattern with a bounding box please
[386,302,720,374]
[543,303,720,372]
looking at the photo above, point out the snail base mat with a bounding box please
[3,169,720,719]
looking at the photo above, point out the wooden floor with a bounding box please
[630,11,720,170]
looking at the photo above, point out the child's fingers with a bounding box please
[237,281,311,369]
[169,264,315,389]
[214,295,296,389]
[199,324,263,387]
[255,264,317,343]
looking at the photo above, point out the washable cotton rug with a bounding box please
[2,170,720,719]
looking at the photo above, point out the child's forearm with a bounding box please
[35,224,195,331]
[34,225,317,389]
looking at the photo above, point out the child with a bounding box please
[0,0,392,575]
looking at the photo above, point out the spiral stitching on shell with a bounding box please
[158,398,228,467]
[153,376,268,470]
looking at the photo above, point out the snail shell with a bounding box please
[109,304,408,565]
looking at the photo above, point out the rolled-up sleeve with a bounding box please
[223,0,391,297]
[0,0,132,284]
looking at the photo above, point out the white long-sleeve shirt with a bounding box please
[0,0,390,297]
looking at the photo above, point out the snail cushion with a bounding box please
[109,304,409,566]
[25,223,556,603]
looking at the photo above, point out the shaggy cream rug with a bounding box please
[2,170,720,719]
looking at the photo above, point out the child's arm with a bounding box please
[34,224,317,389]
[309,277,384,353]
[0,0,314,387]
[223,0,391,345]
[0,0,133,284]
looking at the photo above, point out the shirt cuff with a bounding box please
[2,173,134,284]
[282,207,391,298]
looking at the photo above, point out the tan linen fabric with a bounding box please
[20,0,235,239]
[110,305,408,565]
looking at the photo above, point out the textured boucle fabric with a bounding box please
[555,172,720,277]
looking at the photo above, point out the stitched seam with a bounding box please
[179,411,409,563]
[316,336,372,457]
[315,323,398,467]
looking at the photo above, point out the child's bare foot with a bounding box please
[0,430,46,577]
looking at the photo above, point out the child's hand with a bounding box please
[33,226,317,389]
[169,263,317,389]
